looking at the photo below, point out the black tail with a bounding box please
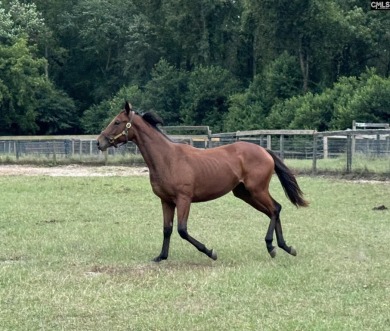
[266,149,309,208]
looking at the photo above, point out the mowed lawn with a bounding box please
[0,173,389,331]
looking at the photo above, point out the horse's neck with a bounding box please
[132,117,173,173]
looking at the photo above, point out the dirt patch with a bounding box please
[0,165,149,177]
[0,164,388,184]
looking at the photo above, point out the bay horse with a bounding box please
[97,102,308,262]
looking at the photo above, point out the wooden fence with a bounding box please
[313,129,390,174]
[1,128,389,175]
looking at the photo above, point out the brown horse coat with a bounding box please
[97,102,308,261]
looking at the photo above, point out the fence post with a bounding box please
[323,136,328,159]
[267,135,271,149]
[352,120,356,157]
[104,150,108,165]
[312,133,318,174]
[15,141,19,161]
[64,140,70,158]
[52,141,57,165]
[79,140,82,161]
[279,135,284,160]
[346,133,352,173]
[376,134,380,156]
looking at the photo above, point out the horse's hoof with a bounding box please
[152,256,165,263]
[210,249,218,261]
[269,248,277,258]
[289,247,297,256]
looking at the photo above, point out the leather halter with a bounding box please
[107,111,134,147]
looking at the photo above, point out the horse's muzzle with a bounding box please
[96,136,109,151]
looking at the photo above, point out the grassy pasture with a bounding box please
[0,174,389,330]
[286,156,390,176]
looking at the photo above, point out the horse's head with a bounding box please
[96,101,135,151]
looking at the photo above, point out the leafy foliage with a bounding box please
[142,59,188,125]
[82,85,144,134]
[35,84,78,134]
[181,65,241,131]
[224,52,301,131]
[0,0,389,134]
[330,71,390,129]
[0,1,77,135]
[0,37,47,134]
[266,69,390,131]
[223,92,264,131]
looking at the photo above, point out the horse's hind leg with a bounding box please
[274,200,297,256]
[273,200,297,256]
[233,183,296,258]
[176,196,217,261]
[265,214,277,258]
[233,183,276,257]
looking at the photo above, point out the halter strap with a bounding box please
[108,111,134,147]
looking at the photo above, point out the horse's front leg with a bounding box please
[153,200,175,262]
[176,197,217,261]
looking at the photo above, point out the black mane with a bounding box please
[142,112,164,128]
[140,111,176,142]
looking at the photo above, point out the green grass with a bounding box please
[286,155,390,177]
[0,175,389,330]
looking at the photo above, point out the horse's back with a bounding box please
[175,141,274,174]
[169,141,274,202]
[229,141,273,165]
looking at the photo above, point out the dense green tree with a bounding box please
[124,13,166,85]
[35,84,78,134]
[55,0,136,105]
[224,51,301,131]
[241,0,379,92]
[257,52,302,113]
[240,0,276,78]
[0,0,47,45]
[1,0,389,134]
[161,0,241,71]
[0,1,81,134]
[0,37,47,134]
[0,3,15,42]
[142,59,188,125]
[266,70,390,131]
[223,92,264,131]
[181,65,241,131]
[81,85,144,134]
[22,0,77,81]
[330,71,390,129]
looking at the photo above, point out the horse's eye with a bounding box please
[114,120,121,125]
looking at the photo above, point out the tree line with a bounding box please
[0,0,389,135]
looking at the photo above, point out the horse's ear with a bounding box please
[125,101,132,115]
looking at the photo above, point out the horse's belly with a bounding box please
[192,189,232,202]
[192,171,239,202]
